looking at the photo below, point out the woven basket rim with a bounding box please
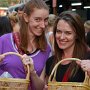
[48,82,88,85]
[0,87,28,89]
[48,82,90,89]
[0,78,30,83]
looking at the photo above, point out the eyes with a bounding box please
[35,18,41,22]
[35,17,48,23]
[56,29,72,35]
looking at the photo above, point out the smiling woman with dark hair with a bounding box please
[46,11,90,85]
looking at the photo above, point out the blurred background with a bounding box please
[45,0,90,21]
[0,0,90,21]
[0,0,19,16]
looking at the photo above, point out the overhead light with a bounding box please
[84,6,90,9]
[71,2,82,6]
[72,9,76,11]
[59,5,63,7]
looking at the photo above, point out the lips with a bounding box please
[58,40,67,44]
[60,41,67,44]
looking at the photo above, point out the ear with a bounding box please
[23,13,29,23]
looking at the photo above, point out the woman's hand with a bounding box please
[81,60,90,72]
[43,85,48,90]
[0,54,5,62]
[22,54,34,72]
[76,59,90,76]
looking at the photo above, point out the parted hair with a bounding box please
[19,0,49,52]
[52,11,87,79]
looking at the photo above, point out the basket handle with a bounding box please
[48,58,81,82]
[2,52,30,80]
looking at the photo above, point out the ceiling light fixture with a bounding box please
[71,2,82,6]
[84,6,90,9]
[72,9,76,11]
[59,5,63,7]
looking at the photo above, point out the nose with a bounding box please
[60,33,65,39]
[40,21,45,29]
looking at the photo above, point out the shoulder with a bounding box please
[46,44,51,50]
[0,33,12,40]
[46,56,54,76]
[0,33,12,47]
[45,44,51,55]
[46,56,54,65]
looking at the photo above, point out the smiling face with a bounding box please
[55,20,76,52]
[25,8,49,37]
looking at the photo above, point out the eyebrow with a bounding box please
[34,16,49,20]
[56,29,73,32]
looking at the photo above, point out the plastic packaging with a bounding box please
[0,71,13,78]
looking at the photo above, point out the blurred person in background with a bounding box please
[0,16,12,36]
[15,4,25,25]
[45,14,57,55]
[84,20,90,47]
[84,20,90,35]
[8,12,20,32]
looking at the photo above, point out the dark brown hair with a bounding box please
[19,0,49,52]
[53,11,87,78]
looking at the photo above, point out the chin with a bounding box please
[36,33,42,36]
[59,47,66,50]
[58,45,66,49]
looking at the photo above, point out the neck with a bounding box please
[63,44,75,59]
[62,52,73,65]
[27,28,38,53]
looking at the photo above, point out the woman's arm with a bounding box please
[0,54,5,62]
[30,69,45,90]
[22,54,45,90]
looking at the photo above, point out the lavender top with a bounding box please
[0,33,51,89]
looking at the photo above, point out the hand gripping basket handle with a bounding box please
[2,52,30,80]
[48,58,81,81]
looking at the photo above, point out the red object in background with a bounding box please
[52,0,57,7]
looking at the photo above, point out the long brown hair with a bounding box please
[53,11,87,78]
[19,0,49,52]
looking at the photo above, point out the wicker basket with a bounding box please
[48,58,90,90]
[0,52,30,90]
